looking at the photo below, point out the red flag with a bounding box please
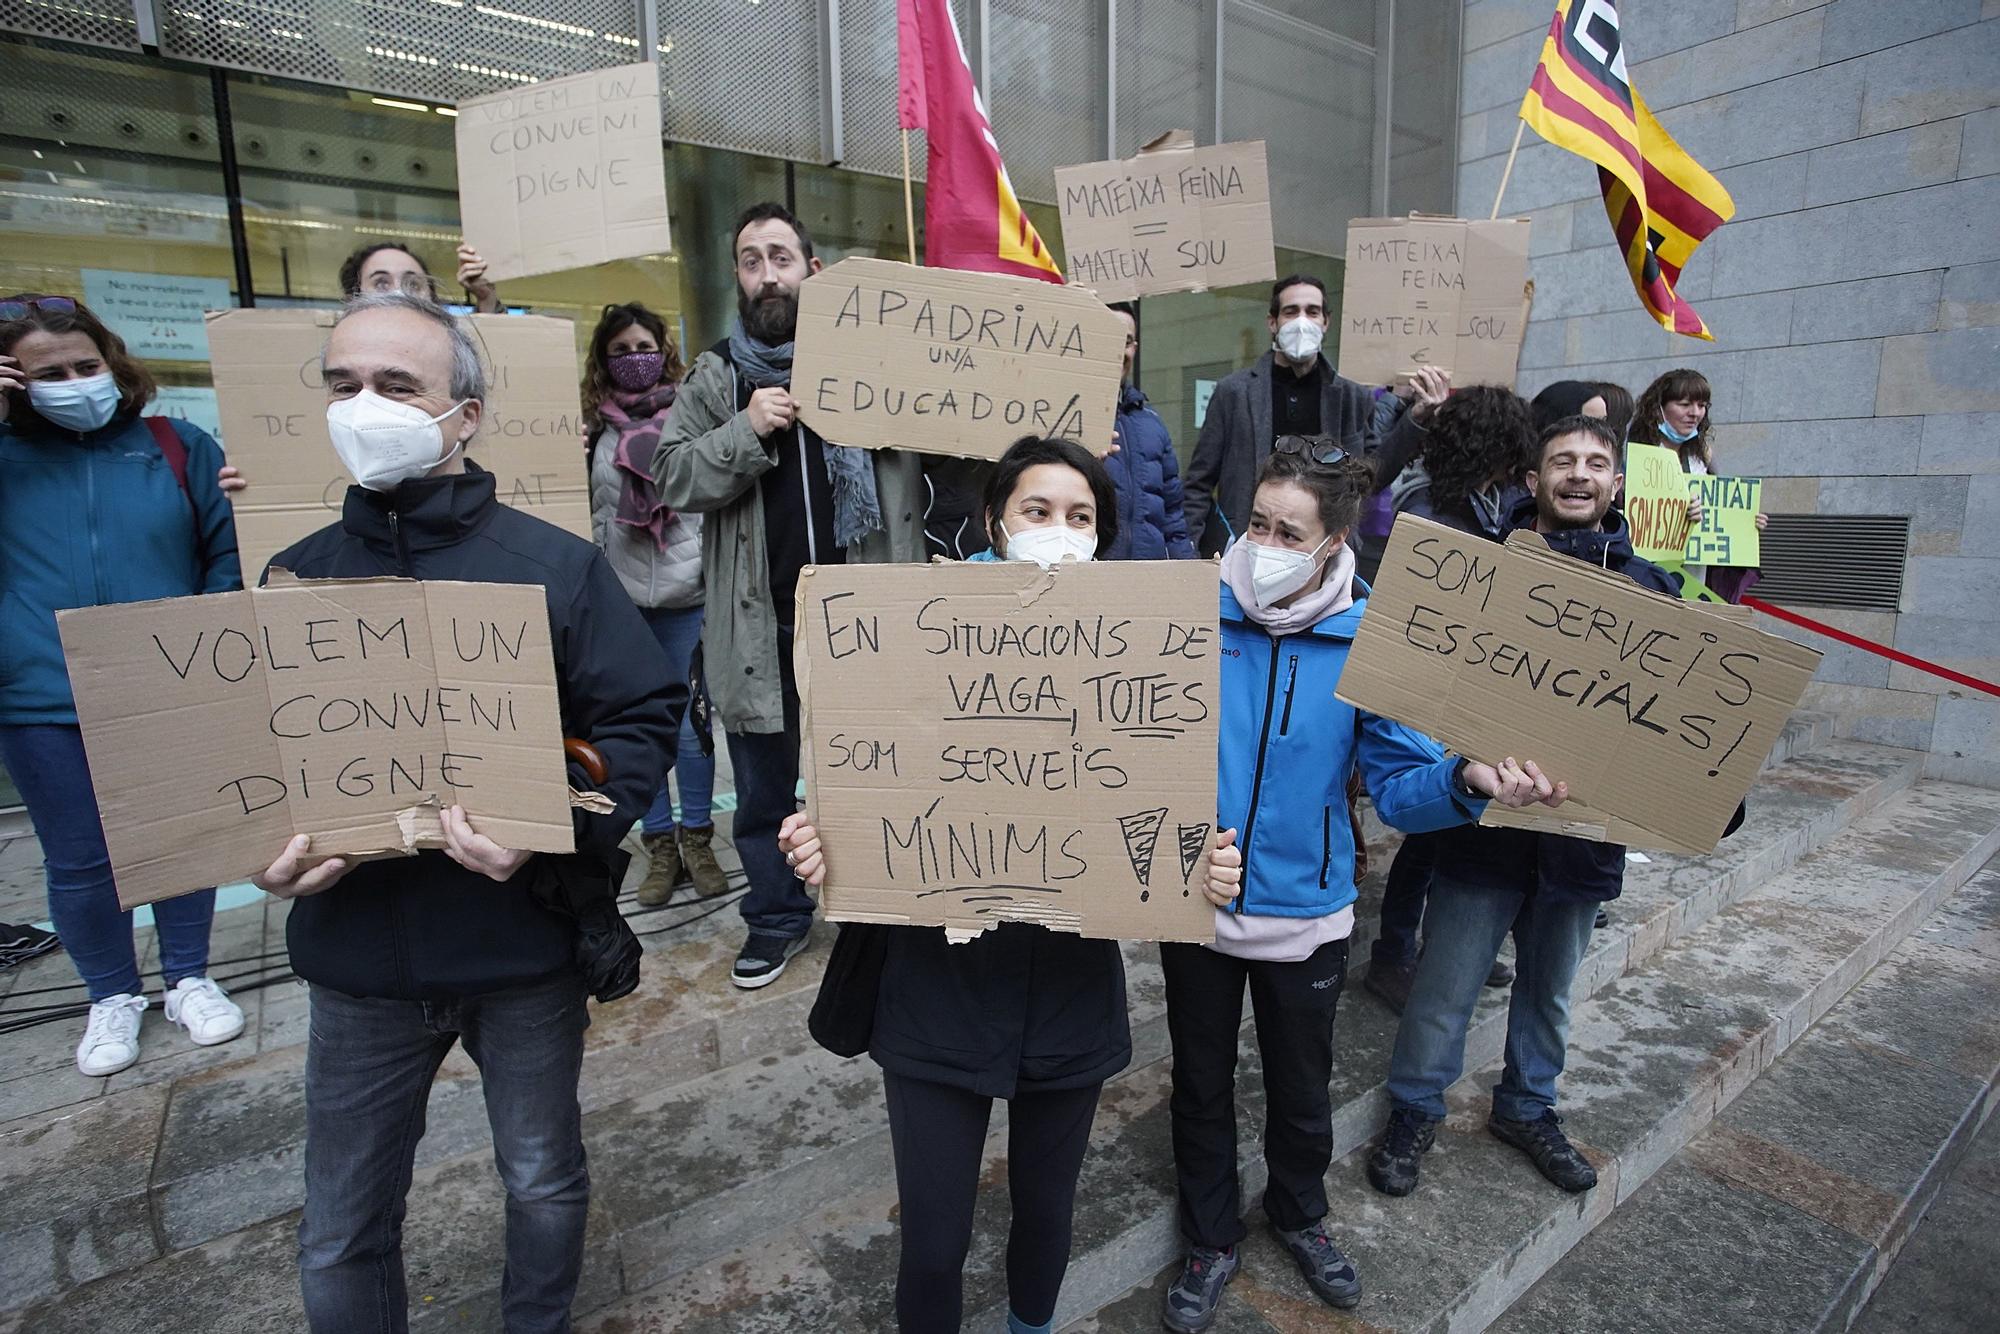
[898,0,1063,283]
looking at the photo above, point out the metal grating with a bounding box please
[1753,514,1910,613]
[986,0,1103,205]
[0,0,140,53]
[155,0,645,105]
[658,0,822,163]
[1221,0,1373,257]
[1114,0,1206,157]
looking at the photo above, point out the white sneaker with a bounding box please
[163,976,246,1047]
[76,994,148,1077]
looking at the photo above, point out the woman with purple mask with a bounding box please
[583,303,726,903]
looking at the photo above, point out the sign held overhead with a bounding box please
[1054,131,1276,301]
[206,308,591,578]
[791,257,1126,462]
[58,577,575,909]
[796,561,1219,942]
[1337,215,1532,387]
[456,62,672,282]
[1336,514,1820,854]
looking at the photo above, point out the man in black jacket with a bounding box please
[1181,274,1379,555]
[1367,415,1677,1201]
[250,292,678,1334]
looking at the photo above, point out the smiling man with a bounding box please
[1366,414,1679,1201]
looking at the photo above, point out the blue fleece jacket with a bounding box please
[0,411,241,723]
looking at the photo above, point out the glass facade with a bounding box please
[0,3,1458,811]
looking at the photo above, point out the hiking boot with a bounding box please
[1366,1106,1439,1196]
[1364,959,1417,1014]
[635,831,681,906]
[1160,1244,1239,1332]
[679,824,730,898]
[1485,958,1515,988]
[731,931,809,989]
[1488,1109,1598,1193]
[1272,1220,1362,1309]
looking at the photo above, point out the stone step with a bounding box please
[1490,858,2000,1334]
[0,736,1922,1327]
[1073,781,2000,1333]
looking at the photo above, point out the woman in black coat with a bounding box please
[780,437,1240,1334]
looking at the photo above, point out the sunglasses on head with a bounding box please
[0,295,78,321]
[1272,434,1352,465]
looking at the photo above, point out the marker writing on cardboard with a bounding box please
[881,797,1088,888]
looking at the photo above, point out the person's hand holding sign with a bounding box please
[440,805,532,882]
[1200,828,1242,909]
[253,834,352,900]
[779,811,825,887]
[746,387,798,438]
[1461,757,1567,808]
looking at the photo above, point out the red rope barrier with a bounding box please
[1742,596,2000,699]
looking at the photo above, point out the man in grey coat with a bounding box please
[1182,274,1380,555]
[653,203,926,988]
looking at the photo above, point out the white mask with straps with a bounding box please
[1275,316,1324,362]
[326,389,469,492]
[1002,523,1096,569]
[1245,533,1332,607]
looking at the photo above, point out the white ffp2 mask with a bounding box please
[1245,534,1331,607]
[1002,523,1096,569]
[1275,316,1325,362]
[326,389,468,492]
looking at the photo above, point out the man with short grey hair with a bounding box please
[249,292,680,1333]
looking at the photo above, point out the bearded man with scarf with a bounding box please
[652,202,926,989]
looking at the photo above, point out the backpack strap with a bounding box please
[144,416,207,564]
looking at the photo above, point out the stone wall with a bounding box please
[1455,0,1998,785]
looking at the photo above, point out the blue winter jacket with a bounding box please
[1219,581,1484,918]
[1105,384,1197,561]
[0,411,241,724]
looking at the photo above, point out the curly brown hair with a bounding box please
[580,303,686,435]
[1421,385,1535,519]
[1632,367,1714,469]
[0,294,156,427]
[1255,448,1376,538]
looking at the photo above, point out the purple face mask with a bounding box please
[607,350,666,392]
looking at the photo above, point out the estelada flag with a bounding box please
[1519,0,1733,338]
[898,0,1063,283]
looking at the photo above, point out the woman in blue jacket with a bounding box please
[0,294,247,1077]
[1159,440,1565,1332]
[1103,303,1198,560]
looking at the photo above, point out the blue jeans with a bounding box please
[0,723,216,1000]
[1385,876,1599,1122]
[299,974,590,1334]
[637,604,714,834]
[727,622,814,940]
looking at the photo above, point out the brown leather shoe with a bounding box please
[679,824,730,898]
[635,831,681,906]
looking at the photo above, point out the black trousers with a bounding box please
[882,1070,1102,1332]
[1373,830,1439,965]
[1160,937,1350,1249]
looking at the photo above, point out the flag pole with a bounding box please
[901,128,918,265]
[1491,120,1527,220]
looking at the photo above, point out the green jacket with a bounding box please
[652,347,925,734]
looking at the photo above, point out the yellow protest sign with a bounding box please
[1624,443,1693,563]
[1685,473,1762,567]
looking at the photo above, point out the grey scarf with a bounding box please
[728,325,882,550]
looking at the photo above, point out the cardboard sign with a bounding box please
[58,577,574,909]
[795,560,1219,942]
[1625,443,1694,564]
[792,257,1126,462]
[82,269,233,360]
[1336,515,1821,855]
[1054,132,1275,301]
[1337,215,1532,387]
[206,309,591,578]
[455,62,672,282]
[1685,473,1762,567]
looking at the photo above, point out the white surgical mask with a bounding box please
[326,389,469,492]
[1245,534,1332,607]
[28,372,120,433]
[1275,317,1324,363]
[1002,523,1096,569]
